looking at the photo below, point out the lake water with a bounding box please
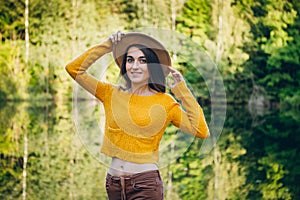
[0,101,299,200]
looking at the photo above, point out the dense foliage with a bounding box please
[0,0,299,199]
[0,0,299,105]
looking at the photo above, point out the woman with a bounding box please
[65,31,209,200]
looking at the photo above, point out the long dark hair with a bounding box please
[120,44,166,93]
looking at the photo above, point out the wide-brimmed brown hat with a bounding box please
[112,32,171,76]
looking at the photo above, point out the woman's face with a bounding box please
[125,46,150,86]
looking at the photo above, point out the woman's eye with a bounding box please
[127,58,133,63]
[140,59,147,64]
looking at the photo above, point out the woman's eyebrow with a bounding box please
[126,55,146,59]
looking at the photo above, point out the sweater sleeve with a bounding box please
[169,81,210,138]
[65,39,113,102]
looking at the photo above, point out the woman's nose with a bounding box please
[132,60,139,69]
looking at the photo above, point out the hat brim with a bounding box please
[112,32,171,77]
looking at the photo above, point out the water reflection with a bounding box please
[0,102,299,199]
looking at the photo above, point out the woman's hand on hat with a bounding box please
[167,66,184,88]
[110,31,125,44]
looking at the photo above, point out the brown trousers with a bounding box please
[105,170,164,200]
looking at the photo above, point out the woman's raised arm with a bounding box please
[65,39,112,98]
[168,67,210,139]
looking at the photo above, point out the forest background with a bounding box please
[0,0,299,105]
[0,0,300,200]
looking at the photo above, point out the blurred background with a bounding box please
[0,0,299,199]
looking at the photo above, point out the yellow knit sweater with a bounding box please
[65,39,209,164]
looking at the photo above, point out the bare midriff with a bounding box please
[108,157,158,176]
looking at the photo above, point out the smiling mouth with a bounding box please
[130,72,142,75]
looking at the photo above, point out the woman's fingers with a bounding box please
[117,31,122,41]
[168,66,184,88]
[110,31,125,44]
[169,66,183,81]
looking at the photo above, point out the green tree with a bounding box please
[120,0,172,29]
[176,0,212,43]
[236,0,299,104]
[176,0,252,103]
[0,0,25,41]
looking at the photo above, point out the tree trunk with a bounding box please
[213,1,224,199]
[23,1,29,199]
[25,0,30,65]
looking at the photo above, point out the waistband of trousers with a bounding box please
[107,170,160,181]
